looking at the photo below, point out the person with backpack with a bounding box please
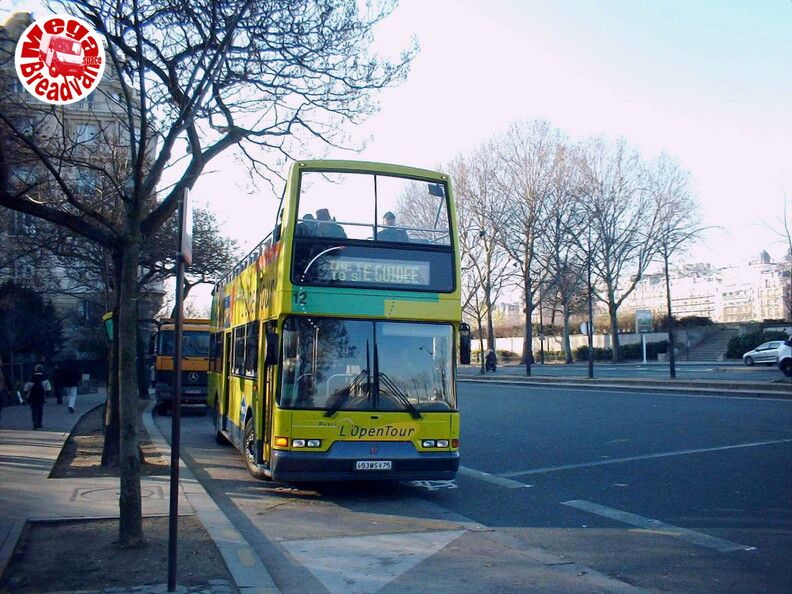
[23,365,52,429]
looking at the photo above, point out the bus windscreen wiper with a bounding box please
[377,372,422,419]
[324,369,369,417]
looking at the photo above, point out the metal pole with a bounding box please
[641,334,647,364]
[167,195,186,592]
[539,285,545,365]
[664,246,677,379]
[587,227,594,379]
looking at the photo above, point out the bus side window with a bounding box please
[245,322,259,377]
[233,326,245,375]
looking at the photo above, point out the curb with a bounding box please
[0,520,24,582]
[142,403,280,594]
[460,377,792,399]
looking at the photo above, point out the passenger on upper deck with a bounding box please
[295,213,317,237]
[315,208,347,239]
[377,211,409,242]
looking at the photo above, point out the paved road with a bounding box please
[460,361,785,383]
[157,383,792,593]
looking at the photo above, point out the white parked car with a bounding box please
[742,341,784,366]
[778,338,792,377]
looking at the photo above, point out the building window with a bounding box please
[8,211,35,236]
[13,258,34,280]
[75,123,98,144]
[75,171,100,196]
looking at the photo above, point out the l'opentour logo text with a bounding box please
[14,14,105,105]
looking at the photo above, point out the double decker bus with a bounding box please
[208,160,470,482]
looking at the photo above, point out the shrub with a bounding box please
[574,345,612,361]
[726,331,790,359]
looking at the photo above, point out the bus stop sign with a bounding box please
[635,309,653,334]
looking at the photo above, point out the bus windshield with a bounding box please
[158,330,210,357]
[295,171,450,245]
[279,317,455,412]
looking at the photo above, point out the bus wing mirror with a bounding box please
[273,224,281,242]
[459,323,471,365]
[265,332,279,366]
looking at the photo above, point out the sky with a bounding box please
[3,0,792,307]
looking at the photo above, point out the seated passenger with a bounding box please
[315,208,347,239]
[377,211,409,242]
[295,213,317,236]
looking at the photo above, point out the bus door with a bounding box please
[261,324,276,465]
[222,333,232,432]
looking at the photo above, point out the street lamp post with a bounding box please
[587,226,594,379]
[539,284,545,365]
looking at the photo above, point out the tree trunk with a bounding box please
[608,298,621,363]
[117,234,144,548]
[170,280,195,318]
[523,281,534,375]
[476,314,485,375]
[485,285,496,352]
[562,299,572,364]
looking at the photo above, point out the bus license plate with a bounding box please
[355,460,392,471]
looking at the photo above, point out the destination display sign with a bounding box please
[315,256,431,287]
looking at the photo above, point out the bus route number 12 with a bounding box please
[293,290,307,307]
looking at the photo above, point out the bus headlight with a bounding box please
[307,439,322,448]
[422,440,436,448]
[422,439,451,448]
[292,439,306,448]
[436,439,449,448]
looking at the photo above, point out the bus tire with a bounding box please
[244,416,268,480]
[214,399,229,445]
[157,401,171,416]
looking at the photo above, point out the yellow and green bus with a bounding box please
[208,160,470,482]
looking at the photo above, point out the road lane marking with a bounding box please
[561,500,756,553]
[457,466,531,488]
[500,438,792,478]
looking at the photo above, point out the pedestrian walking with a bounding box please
[62,361,81,413]
[23,365,51,429]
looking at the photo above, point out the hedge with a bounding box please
[725,331,790,359]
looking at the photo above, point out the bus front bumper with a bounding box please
[269,441,459,482]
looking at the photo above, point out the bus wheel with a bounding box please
[157,401,171,416]
[214,399,228,445]
[244,417,269,480]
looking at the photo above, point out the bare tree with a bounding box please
[650,154,700,377]
[539,144,587,363]
[496,120,560,373]
[576,137,665,362]
[450,147,511,362]
[1,0,413,547]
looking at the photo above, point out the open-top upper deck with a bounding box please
[212,160,461,329]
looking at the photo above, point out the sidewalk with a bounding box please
[0,393,238,594]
